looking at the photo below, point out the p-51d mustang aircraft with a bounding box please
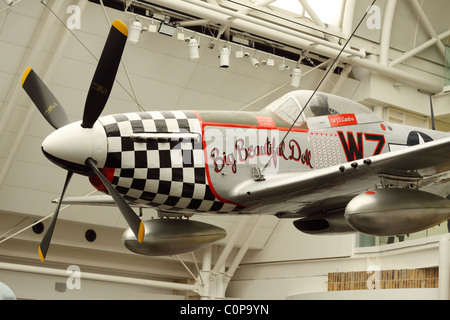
[21,20,450,261]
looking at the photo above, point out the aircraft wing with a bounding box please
[234,136,450,216]
[53,195,147,208]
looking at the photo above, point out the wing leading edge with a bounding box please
[53,195,147,208]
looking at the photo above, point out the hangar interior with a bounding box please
[0,0,449,300]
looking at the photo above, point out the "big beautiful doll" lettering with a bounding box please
[210,137,313,174]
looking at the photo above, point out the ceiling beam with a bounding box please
[178,0,365,58]
[390,29,450,67]
[297,0,338,43]
[215,0,278,40]
[379,0,397,66]
[406,0,446,57]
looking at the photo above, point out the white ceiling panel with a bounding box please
[117,72,187,110]
[0,12,41,47]
[0,184,60,216]
[122,46,199,88]
[12,135,48,165]
[176,87,249,111]
[59,30,106,64]
[0,131,17,159]
[0,42,28,75]
[6,0,45,19]
[50,57,97,92]
[5,160,66,194]
[0,72,15,102]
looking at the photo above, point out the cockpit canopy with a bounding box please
[267,90,380,127]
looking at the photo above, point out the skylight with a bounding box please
[270,0,344,26]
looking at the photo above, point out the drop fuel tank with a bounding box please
[345,188,450,236]
[122,219,226,256]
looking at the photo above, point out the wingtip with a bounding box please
[138,221,145,243]
[38,246,45,262]
[21,67,32,87]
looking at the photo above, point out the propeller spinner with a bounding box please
[21,20,144,262]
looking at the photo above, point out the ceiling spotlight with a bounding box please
[177,28,185,41]
[148,20,157,33]
[250,53,261,68]
[128,18,142,44]
[208,39,216,49]
[290,67,302,88]
[267,55,275,67]
[4,0,14,5]
[219,45,231,68]
[187,37,200,61]
[278,58,287,71]
[236,46,244,58]
[251,57,260,68]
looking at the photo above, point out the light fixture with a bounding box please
[156,15,176,37]
[236,46,244,58]
[251,53,260,68]
[251,57,260,68]
[278,57,288,71]
[267,55,275,67]
[148,19,157,33]
[187,37,200,61]
[159,23,176,37]
[4,0,13,5]
[219,45,231,68]
[128,17,143,44]
[177,28,185,41]
[290,67,302,88]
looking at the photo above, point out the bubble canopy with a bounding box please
[266,91,376,126]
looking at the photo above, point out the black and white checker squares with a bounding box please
[98,111,241,214]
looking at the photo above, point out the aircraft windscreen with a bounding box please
[294,91,372,119]
[272,98,304,126]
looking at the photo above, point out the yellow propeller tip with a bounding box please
[21,67,32,87]
[112,19,128,37]
[38,246,45,262]
[138,221,145,243]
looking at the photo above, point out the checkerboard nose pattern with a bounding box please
[99,111,241,214]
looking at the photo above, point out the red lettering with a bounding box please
[210,148,224,173]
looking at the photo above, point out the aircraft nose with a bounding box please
[42,121,107,174]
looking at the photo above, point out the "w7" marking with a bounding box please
[337,132,385,162]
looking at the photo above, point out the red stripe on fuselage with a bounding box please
[191,111,245,207]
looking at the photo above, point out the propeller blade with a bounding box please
[85,158,144,243]
[38,170,73,262]
[81,20,128,128]
[21,68,70,130]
